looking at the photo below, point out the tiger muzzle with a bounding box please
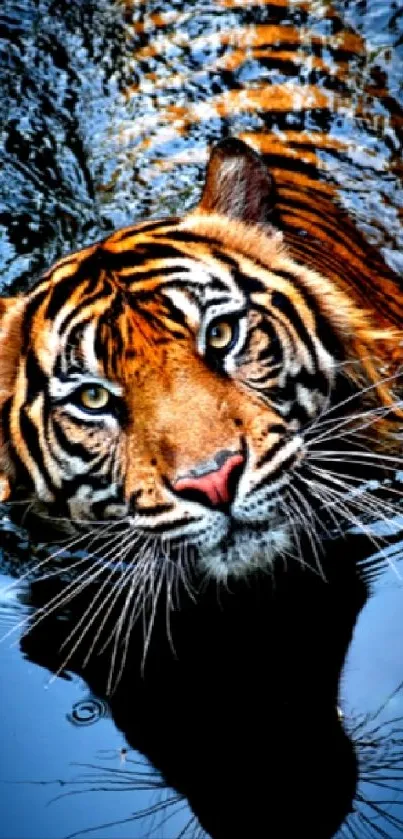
[172,450,245,511]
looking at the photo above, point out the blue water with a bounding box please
[0,0,403,837]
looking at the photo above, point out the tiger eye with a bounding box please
[207,320,234,351]
[79,386,110,411]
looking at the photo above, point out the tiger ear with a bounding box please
[0,297,25,500]
[196,137,276,224]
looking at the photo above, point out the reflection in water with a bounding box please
[0,0,402,292]
[342,700,403,838]
[0,0,402,837]
[20,707,403,839]
[15,537,371,838]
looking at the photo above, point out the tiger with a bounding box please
[0,136,402,581]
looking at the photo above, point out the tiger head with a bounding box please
[0,139,401,579]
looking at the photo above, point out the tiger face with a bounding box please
[0,139,399,579]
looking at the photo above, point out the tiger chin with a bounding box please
[0,138,401,582]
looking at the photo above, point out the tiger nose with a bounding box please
[172,450,245,510]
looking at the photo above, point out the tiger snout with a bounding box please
[172,450,245,511]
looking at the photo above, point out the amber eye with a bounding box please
[78,385,111,412]
[206,319,238,353]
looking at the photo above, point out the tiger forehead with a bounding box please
[33,214,283,320]
[32,236,249,345]
[30,275,230,380]
[29,215,323,376]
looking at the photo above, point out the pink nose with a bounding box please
[173,452,244,509]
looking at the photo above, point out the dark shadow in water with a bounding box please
[341,698,403,838]
[18,532,373,839]
[16,700,403,839]
[0,0,402,836]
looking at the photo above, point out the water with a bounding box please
[1,0,402,291]
[0,0,403,836]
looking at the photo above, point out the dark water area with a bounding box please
[2,542,403,839]
[0,0,403,837]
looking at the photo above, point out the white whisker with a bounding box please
[58,530,140,659]
[309,449,403,468]
[297,472,401,576]
[305,367,403,435]
[26,530,131,642]
[288,482,326,578]
[307,401,402,448]
[107,536,157,689]
[308,464,402,524]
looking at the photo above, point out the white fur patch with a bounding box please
[198,523,290,580]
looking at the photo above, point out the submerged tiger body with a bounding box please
[0,138,402,580]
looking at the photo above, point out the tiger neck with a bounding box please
[276,181,403,329]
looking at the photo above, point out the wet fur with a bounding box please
[0,139,402,585]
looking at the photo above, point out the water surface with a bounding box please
[0,0,403,836]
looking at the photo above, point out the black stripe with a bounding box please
[114,218,179,240]
[59,475,111,497]
[205,275,229,292]
[2,399,35,490]
[258,320,283,365]
[86,453,114,477]
[202,296,235,311]
[285,230,364,283]
[45,263,90,320]
[19,408,54,492]
[159,230,220,246]
[288,400,311,426]
[2,412,36,491]
[233,268,267,295]
[211,250,267,294]
[272,268,343,359]
[25,351,47,403]
[59,280,114,332]
[1,399,12,441]
[271,290,318,360]
[135,504,174,517]
[159,298,193,331]
[250,453,297,494]
[52,420,95,463]
[212,36,356,62]
[94,313,124,371]
[269,364,329,413]
[297,365,329,394]
[280,195,366,253]
[22,289,48,353]
[262,152,332,183]
[257,57,349,95]
[101,242,191,271]
[241,330,281,367]
[229,2,308,25]
[172,244,259,297]
[256,436,288,469]
[253,303,295,350]
[287,226,402,322]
